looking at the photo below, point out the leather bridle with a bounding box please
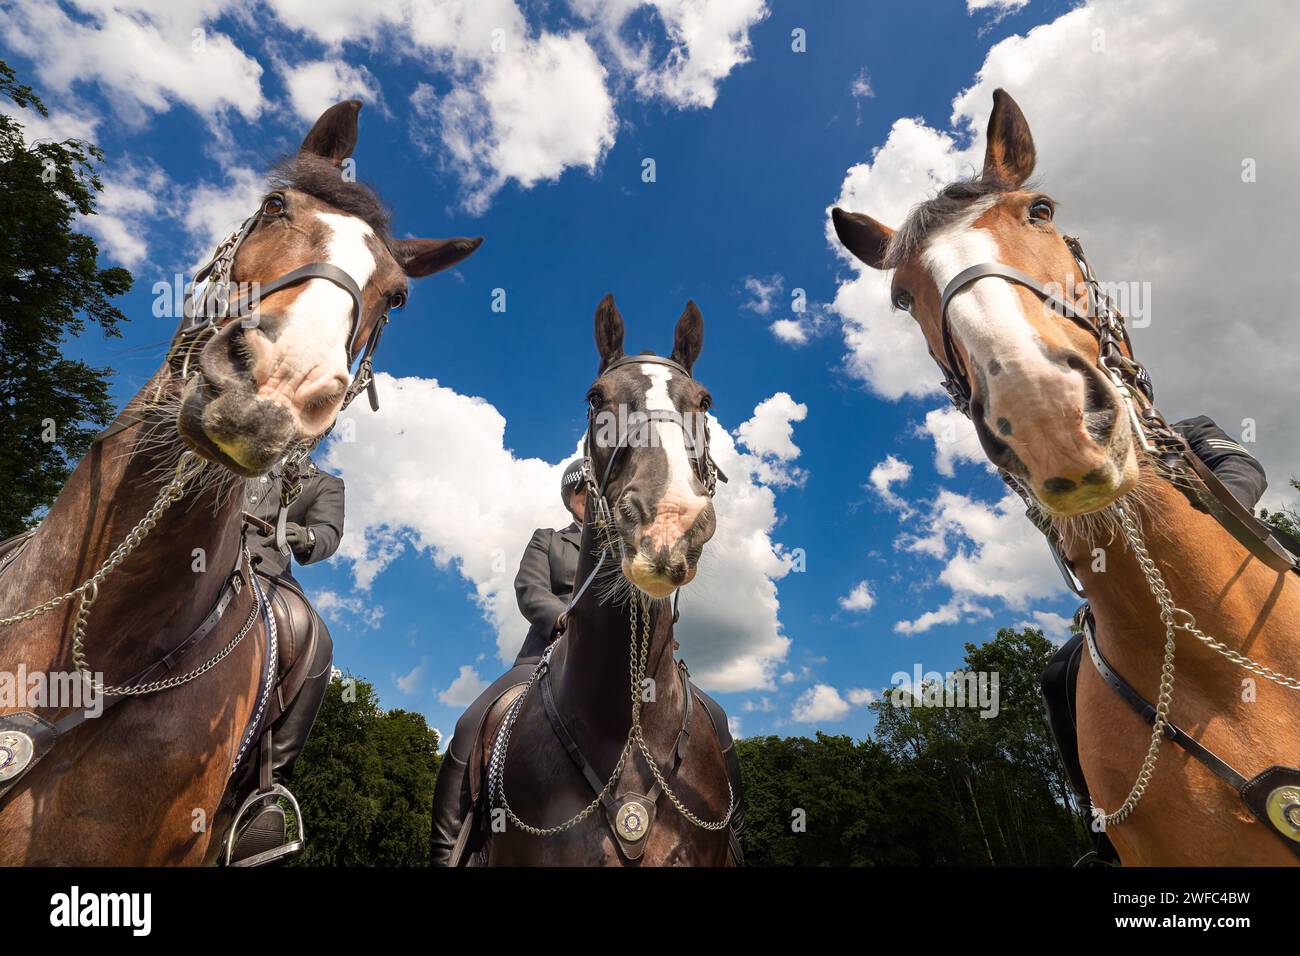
[927,233,1298,573]
[928,229,1300,853]
[565,353,728,615]
[933,235,1150,419]
[580,353,727,520]
[168,192,391,414]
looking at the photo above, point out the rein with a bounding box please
[0,191,392,797]
[930,234,1300,847]
[487,594,734,850]
[484,354,734,853]
[172,191,391,414]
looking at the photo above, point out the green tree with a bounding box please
[736,627,1086,866]
[1259,478,1300,539]
[290,675,442,867]
[0,59,132,537]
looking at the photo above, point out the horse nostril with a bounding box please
[622,492,651,526]
[1043,477,1077,495]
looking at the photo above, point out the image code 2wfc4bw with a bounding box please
[1,0,1298,937]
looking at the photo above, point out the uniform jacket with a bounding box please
[514,521,582,663]
[245,460,346,579]
[1174,415,1266,509]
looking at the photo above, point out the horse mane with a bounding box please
[884,173,1017,269]
[267,152,393,243]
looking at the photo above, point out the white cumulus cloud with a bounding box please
[320,373,800,692]
[828,0,1300,495]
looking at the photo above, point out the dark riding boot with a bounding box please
[269,615,335,780]
[227,588,334,865]
[430,660,538,866]
[429,745,472,867]
[1040,628,1119,865]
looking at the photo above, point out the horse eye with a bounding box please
[388,291,407,311]
[893,290,913,312]
[587,390,602,410]
[700,394,712,412]
[1029,199,1054,222]
[261,194,286,216]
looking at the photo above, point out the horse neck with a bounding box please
[14,373,245,677]
[1065,472,1300,691]
[550,517,683,743]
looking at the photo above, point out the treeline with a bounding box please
[290,627,1088,866]
[289,678,442,866]
[738,628,1087,866]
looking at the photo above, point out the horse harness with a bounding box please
[566,353,728,620]
[930,234,1300,855]
[173,191,392,413]
[0,192,396,858]
[480,354,737,862]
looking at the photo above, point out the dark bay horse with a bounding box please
[0,100,481,865]
[833,89,1300,864]
[470,296,740,866]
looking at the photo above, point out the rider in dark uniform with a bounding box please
[229,457,342,861]
[429,459,587,865]
[1041,415,1269,864]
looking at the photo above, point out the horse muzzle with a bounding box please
[176,322,301,477]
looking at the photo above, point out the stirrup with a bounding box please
[223,783,305,868]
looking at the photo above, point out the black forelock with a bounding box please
[268,152,393,242]
[884,174,1017,269]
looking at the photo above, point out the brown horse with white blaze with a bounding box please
[0,100,481,865]
[833,89,1300,865]
[465,296,741,866]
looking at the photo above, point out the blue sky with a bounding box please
[8,0,1293,743]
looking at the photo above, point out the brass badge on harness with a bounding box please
[0,730,34,783]
[1265,785,1300,843]
[615,798,651,843]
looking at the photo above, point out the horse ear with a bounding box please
[832,208,893,270]
[300,100,362,167]
[982,88,1036,186]
[670,301,704,375]
[391,236,484,278]
[594,294,625,373]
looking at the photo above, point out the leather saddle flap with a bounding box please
[259,574,320,720]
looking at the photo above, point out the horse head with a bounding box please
[833,89,1140,517]
[174,100,483,476]
[585,294,719,599]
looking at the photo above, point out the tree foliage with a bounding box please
[0,59,131,537]
[292,630,1085,866]
[737,628,1088,866]
[1259,478,1300,539]
[289,675,442,867]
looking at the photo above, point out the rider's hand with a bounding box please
[284,522,311,555]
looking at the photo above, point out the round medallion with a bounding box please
[0,731,35,783]
[1265,785,1300,842]
[616,799,650,843]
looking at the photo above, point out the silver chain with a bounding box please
[1095,501,1300,828]
[0,453,198,628]
[1092,503,1179,826]
[490,593,732,837]
[73,545,261,697]
[1,450,262,698]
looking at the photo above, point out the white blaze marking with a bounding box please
[266,212,377,393]
[642,364,696,501]
[920,198,1043,387]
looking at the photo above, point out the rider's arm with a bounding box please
[515,529,566,634]
[292,473,346,565]
[1173,415,1267,510]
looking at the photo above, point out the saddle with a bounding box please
[452,670,745,866]
[219,571,324,867]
